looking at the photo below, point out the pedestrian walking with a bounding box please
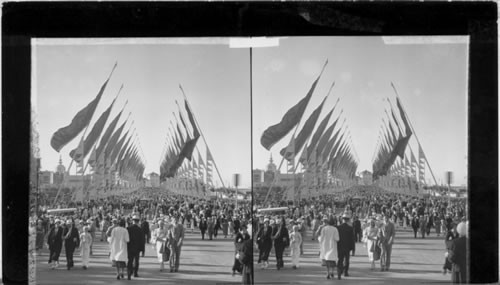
[419,215,428,239]
[238,237,253,285]
[110,219,129,280]
[290,225,302,269]
[207,216,215,240]
[378,214,395,272]
[337,213,355,278]
[233,225,250,275]
[447,221,468,283]
[256,218,272,269]
[127,215,145,279]
[319,216,340,279]
[411,214,420,238]
[140,217,150,257]
[152,220,169,271]
[362,218,380,270]
[62,219,80,270]
[272,217,290,270]
[168,215,185,272]
[47,219,64,269]
[79,226,92,269]
[199,216,208,240]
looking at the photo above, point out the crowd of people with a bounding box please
[30,188,253,283]
[254,185,469,283]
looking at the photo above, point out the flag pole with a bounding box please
[389,84,438,187]
[179,85,228,198]
[262,61,329,206]
[53,64,118,207]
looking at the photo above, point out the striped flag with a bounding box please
[418,145,426,184]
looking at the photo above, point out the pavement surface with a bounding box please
[253,225,451,285]
[35,228,243,285]
[35,225,453,284]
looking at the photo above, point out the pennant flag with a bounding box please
[51,78,109,152]
[396,97,413,137]
[95,108,124,163]
[260,60,327,150]
[104,120,127,163]
[279,96,327,161]
[69,98,115,163]
[185,100,200,138]
[316,116,339,157]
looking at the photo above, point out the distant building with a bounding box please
[360,170,373,185]
[148,172,160,187]
[253,155,303,188]
[253,169,264,184]
[39,171,54,186]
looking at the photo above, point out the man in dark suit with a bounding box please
[127,215,145,280]
[62,219,80,270]
[47,219,64,269]
[378,214,396,271]
[337,213,355,279]
[256,218,273,269]
[140,217,150,257]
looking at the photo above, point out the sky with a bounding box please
[252,36,468,186]
[33,36,468,188]
[33,38,251,188]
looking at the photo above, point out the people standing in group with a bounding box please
[290,225,302,269]
[337,213,355,279]
[363,218,379,270]
[256,218,273,269]
[378,214,395,272]
[272,217,290,270]
[168,215,185,273]
[47,219,64,269]
[63,219,80,270]
[110,219,129,280]
[152,220,169,271]
[319,216,340,279]
[233,225,250,275]
[79,226,92,269]
[127,215,145,280]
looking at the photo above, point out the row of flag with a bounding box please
[259,59,359,187]
[371,86,413,180]
[159,85,222,197]
[49,63,146,200]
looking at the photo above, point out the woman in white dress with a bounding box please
[109,219,129,280]
[290,225,302,269]
[152,220,169,271]
[363,218,380,270]
[318,217,340,279]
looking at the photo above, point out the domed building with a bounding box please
[54,156,66,184]
[264,154,279,183]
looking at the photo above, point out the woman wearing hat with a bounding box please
[109,219,129,280]
[272,217,289,270]
[256,218,272,269]
[446,221,468,283]
[151,220,169,271]
[318,216,340,279]
[47,219,64,269]
[362,218,380,270]
[80,226,92,269]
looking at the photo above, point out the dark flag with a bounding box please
[279,96,327,160]
[51,78,108,152]
[69,97,115,163]
[396,97,413,137]
[95,108,124,163]
[316,116,340,157]
[185,100,200,138]
[260,60,327,150]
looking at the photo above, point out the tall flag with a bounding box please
[280,95,328,161]
[261,60,327,150]
[103,120,127,166]
[69,97,116,163]
[316,116,339,157]
[95,107,124,166]
[410,150,417,178]
[185,100,200,138]
[306,107,335,158]
[51,77,109,152]
[396,96,413,137]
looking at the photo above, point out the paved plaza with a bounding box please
[253,226,451,285]
[35,228,242,285]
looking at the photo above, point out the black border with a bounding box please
[3,2,498,284]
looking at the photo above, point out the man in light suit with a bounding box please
[169,215,185,272]
[378,214,396,271]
